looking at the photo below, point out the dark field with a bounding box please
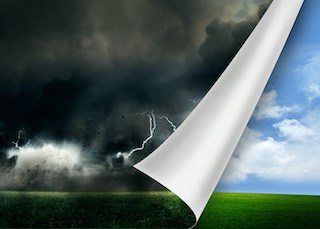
[0,192,194,228]
[0,192,320,228]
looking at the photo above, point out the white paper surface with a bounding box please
[134,0,304,225]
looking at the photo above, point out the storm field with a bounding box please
[0,192,320,228]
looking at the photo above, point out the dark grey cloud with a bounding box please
[0,0,271,190]
[197,1,271,89]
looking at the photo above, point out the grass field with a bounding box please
[197,193,320,229]
[0,192,194,228]
[0,192,320,228]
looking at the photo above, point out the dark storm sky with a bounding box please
[0,0,271,190]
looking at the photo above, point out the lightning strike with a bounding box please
[126,111,156,158]
[158,115,177,132]
[11,130,22,149]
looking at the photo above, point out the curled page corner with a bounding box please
[134,0,304,226]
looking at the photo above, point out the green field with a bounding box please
[197,193,320,229]
[0,192,320,229]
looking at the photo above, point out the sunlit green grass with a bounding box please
[197,192,320,229]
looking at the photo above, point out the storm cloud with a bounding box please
[0,0,271,190]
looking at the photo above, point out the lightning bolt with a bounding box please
[158,115,177,132]
[126,111,156,158]
[11,130,22,149]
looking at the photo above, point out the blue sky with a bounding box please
[217,0,320,195]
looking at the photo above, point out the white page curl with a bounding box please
[134,0,304,225]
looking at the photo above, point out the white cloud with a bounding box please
[306,84,320,101]
[221,108,320,183]
[253,90,300,120]
[0,141,106,189]
[295,50,320,101]
[273,119,317,142]
[221,49,320,186]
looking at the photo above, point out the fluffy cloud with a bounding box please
[305,84,320,102]
[253,90,300,120]
[222,46,320,186]
[295,50,320,101]
[222,108,320,183]
[273,119,317,142]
